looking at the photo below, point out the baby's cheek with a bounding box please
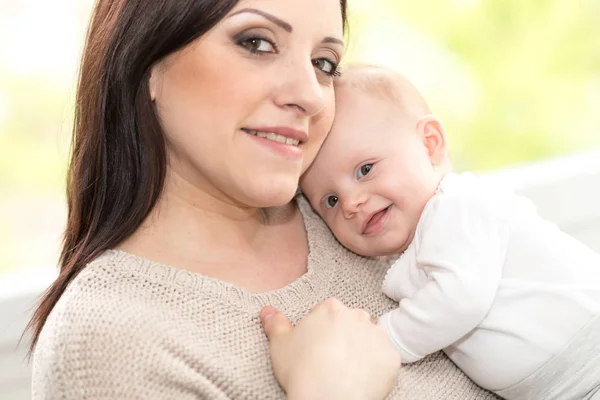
[331,224,349,246]
[340,231,365,255]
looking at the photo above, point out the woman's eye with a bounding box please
[357,164,373,179]
[325,195,339,209]
[313,58,340,77]
[239,37,276,54]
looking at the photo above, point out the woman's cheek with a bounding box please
[302,103,336,172]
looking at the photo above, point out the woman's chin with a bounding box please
[242,180,299,209]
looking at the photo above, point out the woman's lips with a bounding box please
[362,205,391,235]
[243,128,303,161]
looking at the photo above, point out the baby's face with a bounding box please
[301,90,442,256]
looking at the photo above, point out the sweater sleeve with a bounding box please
[379,193,508,363]
[31,290,228,400]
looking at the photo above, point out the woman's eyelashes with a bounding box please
[233,31,340,78]
[313,58,340,77]
[235,34,277,54]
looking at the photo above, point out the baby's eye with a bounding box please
[325,195,339,209]
[357,164,373,179]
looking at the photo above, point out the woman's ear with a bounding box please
[148,64,160,102]
[416,115,448,167]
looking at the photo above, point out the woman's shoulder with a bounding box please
[31,251,213,398]
[35,251,169,352]
[37,250,218,339]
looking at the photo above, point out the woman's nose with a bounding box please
[273,59,326,118]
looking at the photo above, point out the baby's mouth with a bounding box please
[362,205,392,235]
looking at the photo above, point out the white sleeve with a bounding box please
[379,194,508,363]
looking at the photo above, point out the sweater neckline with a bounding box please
[95,196,333,314]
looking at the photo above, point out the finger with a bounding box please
[352,308,372,322]
[260,306,293,340]
[312,297,343,314]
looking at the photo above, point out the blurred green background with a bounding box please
[1,0,599,276]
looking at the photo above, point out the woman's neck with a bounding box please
[118,168,304,285]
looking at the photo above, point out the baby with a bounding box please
[300,65,600,400]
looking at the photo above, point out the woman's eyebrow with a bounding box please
[322,37,344,47]
[228,8,292,32]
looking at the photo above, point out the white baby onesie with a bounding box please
[378,172,600,395]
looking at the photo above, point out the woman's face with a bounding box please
[150,0,345,208]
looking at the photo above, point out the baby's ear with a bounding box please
[416,115,448,167]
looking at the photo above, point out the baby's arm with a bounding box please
[379,194,509,363]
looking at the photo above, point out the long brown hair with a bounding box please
[26,0,348,353]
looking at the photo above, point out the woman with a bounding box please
[29,0,497,398]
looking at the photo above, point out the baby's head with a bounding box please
[300,65,451,257]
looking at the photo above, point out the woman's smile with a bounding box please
[242,126,307,160]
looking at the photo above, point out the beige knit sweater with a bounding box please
[32,196,498,399]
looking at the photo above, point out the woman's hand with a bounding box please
[260,298,401,400]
